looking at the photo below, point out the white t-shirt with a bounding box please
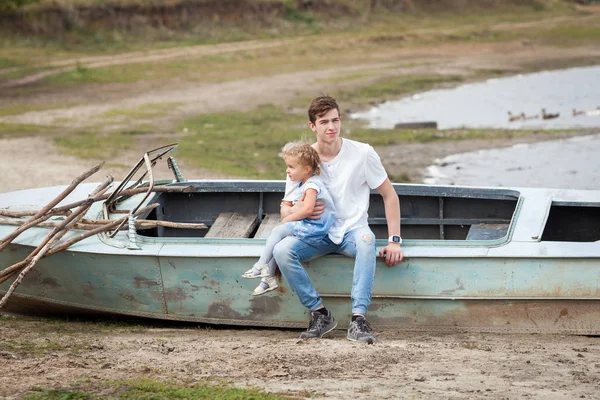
[284,138,387,244]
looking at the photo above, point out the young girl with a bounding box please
[242,141,336,295]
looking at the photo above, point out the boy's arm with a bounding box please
[376,178,404,266]
[281,189,318,223]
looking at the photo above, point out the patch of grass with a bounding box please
[0,57,22,68]
[318,72,375,84]
[176,101,575,179]
[25,388,92,400]
[336,74,465,104]
[0,103,68,117]
[534,25,600,46]
[178,104,306,179]
[284,1,317,26]
[24,379,287,400]
[54,130,134,159]
[0,122,58,137]
[99,103,181,121]
[44,63,124,86]
[0,339,64,356]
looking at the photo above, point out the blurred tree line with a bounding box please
[0,0,41,12]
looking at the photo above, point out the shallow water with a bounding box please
[424,134,600,190]
[352,66,600,130]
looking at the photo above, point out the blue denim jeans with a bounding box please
[272,225,377,315]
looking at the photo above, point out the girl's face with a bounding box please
[285,156,312,182]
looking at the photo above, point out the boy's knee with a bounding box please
[356,232,376,253]
[361,233,375,245]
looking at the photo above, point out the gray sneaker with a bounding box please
[347,316,376,344]
[299,310,337,339]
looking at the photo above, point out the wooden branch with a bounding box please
[30,162,104,221]
[0,179,112,292]
[0,203,159,283]
[0,183,191,220]
[0,169,110,253]
[0,227,67,308]
[0,218,206,231]
[0,202,95,308]
[0,213,56,252]
[135,220,207,230]
[0,209,71,218]
[49,184,194,215]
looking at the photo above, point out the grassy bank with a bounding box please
[0,2,599,182]
[24,380,287,400]
[174,104,579,181]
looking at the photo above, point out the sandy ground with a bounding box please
[2,30,600,399]
[1,317,600,399]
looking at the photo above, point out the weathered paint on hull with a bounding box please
[2,243,600,334]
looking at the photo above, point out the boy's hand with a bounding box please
[379,243,404,266]
[308,201,325,220]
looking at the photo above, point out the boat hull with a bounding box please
[3,242,600,334]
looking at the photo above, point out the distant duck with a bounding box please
[541,108,560,120]
[520,113,539,120]
[572,107,600,117]
[585,107,600,117]
[508,111,523,122]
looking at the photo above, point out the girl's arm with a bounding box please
[281,188,318,223]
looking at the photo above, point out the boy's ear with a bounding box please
[308,121,316,132]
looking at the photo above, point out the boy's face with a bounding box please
[309,108,341,145]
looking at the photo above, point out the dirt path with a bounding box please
[2,318,600,399]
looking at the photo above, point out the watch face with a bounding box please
[391,236,400,243]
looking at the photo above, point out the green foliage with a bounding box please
[336,75,465,104]
[175,99,568,179]
[24,379,286,400]
[25,388,92,400]
[177,104,307,179]
[0,339,64,355]
[283,1,316,25]
[54,130,134,159]
[0,122,57,137]
[0,0,41,12]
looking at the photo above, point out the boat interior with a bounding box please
[107,145,600,244]
[135,182,522,241]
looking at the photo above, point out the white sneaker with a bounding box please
[241,263,270,279]
[252,276,279,296]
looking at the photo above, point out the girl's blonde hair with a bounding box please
[281,141,321,175]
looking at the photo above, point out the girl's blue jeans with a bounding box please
[272,225,376,316]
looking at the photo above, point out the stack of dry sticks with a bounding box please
[0,162,204,309]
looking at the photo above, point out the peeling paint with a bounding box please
[207,300,243,319]
[133,276,159,289]
[41,277,60,288]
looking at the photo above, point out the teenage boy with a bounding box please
[273,95,404,343]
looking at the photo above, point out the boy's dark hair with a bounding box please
[308,95,340,124]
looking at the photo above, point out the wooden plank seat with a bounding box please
[466,223,509,241]
[204,212,258,239]
[254,213,281,239]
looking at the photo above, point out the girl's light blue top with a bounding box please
[285,175,336,246]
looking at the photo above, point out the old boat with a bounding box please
[1,144,599,334]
